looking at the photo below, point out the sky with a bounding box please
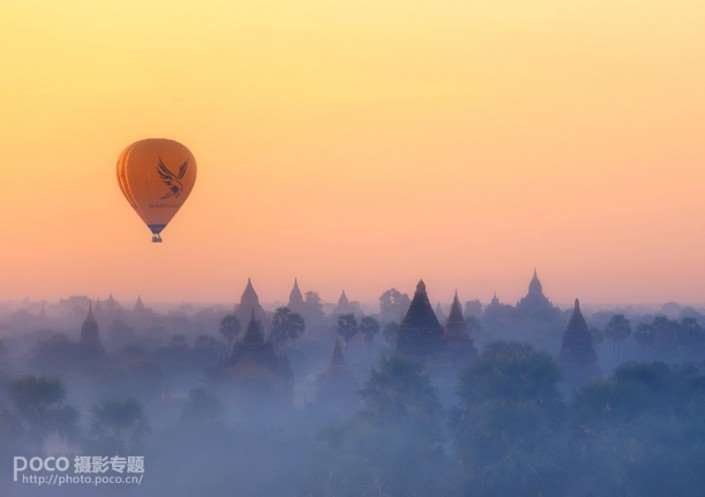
[2,0,705,306]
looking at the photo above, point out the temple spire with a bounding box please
[528,269,543,295]
[242,309,264,345]
[397,279,443,357]
[289,278,304,307]
[448,292,463,323]
[80,300,103,353]
[243,278,257,300]
[237,278,265,323]
[560,297,597,371]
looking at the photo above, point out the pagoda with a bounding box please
[317,338,357,407]
[287,278,305,315]
[445,292,469,341]
[443,291,477,359]
[560,299,598,377]
[235,278,267,325]
[515,270,560,321]
[226,312,293,400]
[396,280,443,358]
[80,302,104,354]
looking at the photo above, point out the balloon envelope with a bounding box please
[117,138,197,242]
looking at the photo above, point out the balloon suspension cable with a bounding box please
[152,234,163,243]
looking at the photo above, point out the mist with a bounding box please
[2,274,705,496]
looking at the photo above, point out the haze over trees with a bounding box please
[1,272,705,496]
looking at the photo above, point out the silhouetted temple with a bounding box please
[235,278,267,325]
[80,302,104,354]
[334,290,360,316]
[560,299,598,376]
[516,270,561,321]
[317,338,356,407]
[226,312,292,399]
[134,296,146,313]
[288,278,305,314]
[303,290,326,325]
[483,292,514,322]
[396,280,443,358]
[445,292,468,341]
[443,291,477,358]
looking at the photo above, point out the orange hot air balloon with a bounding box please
[117,138,197,242]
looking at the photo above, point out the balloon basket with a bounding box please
[152,234,163,243]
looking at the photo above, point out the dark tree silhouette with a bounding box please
[91,398,149,452]
[451,342,564,496]
[336,313,358,343]
[10,376,79,446]
[359,355,440,422]
[379,288,411,322]
[270,307,305,346]
[219,313,241,344]
[310,355,452,497]
[605,314,632,342]
[359,316,380,343]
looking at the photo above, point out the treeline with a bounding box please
[3,341,705,497]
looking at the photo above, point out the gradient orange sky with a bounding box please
[2,1,705,306]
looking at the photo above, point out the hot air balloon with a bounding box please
[117,138,197,242]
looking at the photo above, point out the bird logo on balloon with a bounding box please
[156,158,189,200]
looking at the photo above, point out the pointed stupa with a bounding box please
[335,290,356,315]
[560,299,597,370]
[236,278,266,324]
[134,295,146,312]
[401,280,441,328]
[528,269,543,295]
[317,336,356,408]
[397,280,443,357]
[242,310,265,346]
[80,301,103,352]
[335,290,349,311]
[445,291,468,339]
[227,309,294,401]
[288,278,304,308]
[242,278,259,304]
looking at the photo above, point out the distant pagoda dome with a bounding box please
[396,280,443,358]
[560,299,598,373]
[515,269,561,321]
